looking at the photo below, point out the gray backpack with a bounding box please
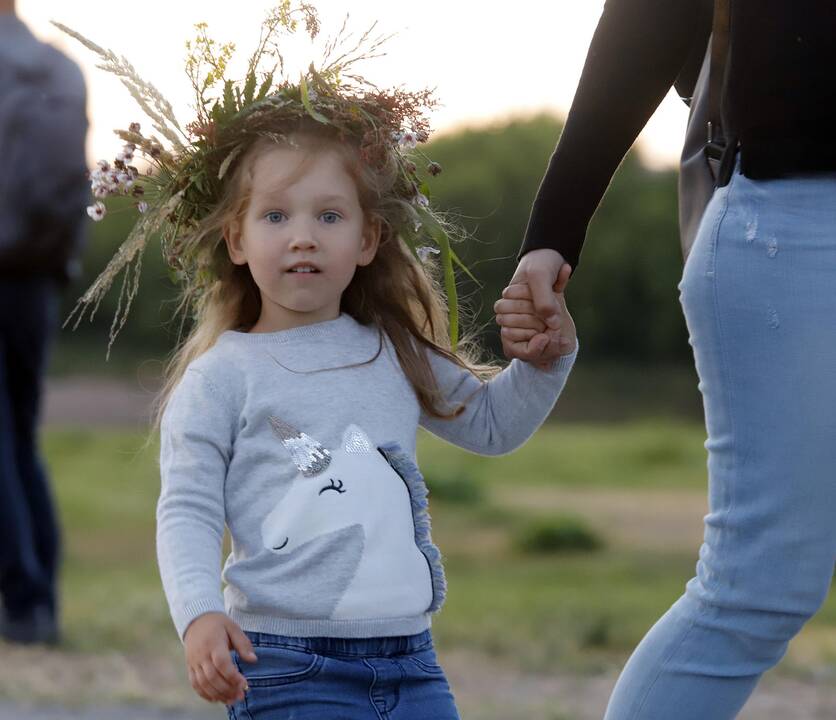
[678,0,732,260]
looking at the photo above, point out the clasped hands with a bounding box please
[493,248,577,369]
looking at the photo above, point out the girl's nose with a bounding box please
[287,222,318,251]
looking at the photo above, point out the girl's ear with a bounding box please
[224,219,247,266]
[358,216,382,267]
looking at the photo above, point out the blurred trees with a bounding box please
[57,113,692,371]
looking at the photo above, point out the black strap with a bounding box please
[707,0,730,147]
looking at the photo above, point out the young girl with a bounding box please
[154,118,577,717]
[58,9,578,718]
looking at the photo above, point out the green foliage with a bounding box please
[513,514,604,555]
[424,471,485,504]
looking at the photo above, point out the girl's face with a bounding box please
[225,143,380,332]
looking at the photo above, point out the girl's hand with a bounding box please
[494,264,576,369]
[183,612,258,705]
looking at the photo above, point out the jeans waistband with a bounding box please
[243,629,434,658]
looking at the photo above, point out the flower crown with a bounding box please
[54,3,474,358]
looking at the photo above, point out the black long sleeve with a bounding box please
[519,0,712,269]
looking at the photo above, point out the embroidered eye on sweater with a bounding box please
[319,478,346,495]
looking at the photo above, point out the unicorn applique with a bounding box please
[261,417,446,620]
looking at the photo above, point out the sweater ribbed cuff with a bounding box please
[175,596,227,642]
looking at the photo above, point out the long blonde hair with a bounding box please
[150,122,500,434]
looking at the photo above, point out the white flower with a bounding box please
[416,245,440,263]
[87,202,106,221]
[137,201,149,214]
[414,192,429,208]
[121,145,135,162]
[96,160,110,172]
[398,130,418,149]
[92,185,110,199]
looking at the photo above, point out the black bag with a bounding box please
[677,0,733,260]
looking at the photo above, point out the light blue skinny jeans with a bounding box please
[604,162,836,719]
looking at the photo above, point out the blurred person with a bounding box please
[494,1,836,718]
[0,0,88,645]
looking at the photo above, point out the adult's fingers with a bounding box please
[553,263,573,294]
[526,268,562,329]
[501,282,534,300]
[492,297,537,316]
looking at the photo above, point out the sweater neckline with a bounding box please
[217,312,361,346]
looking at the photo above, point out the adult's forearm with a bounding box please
[519,0,712,270]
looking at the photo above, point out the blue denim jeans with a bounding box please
[0,277,60,619]
[604,163,836,719]
[227,629,460,719]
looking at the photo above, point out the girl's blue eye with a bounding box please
[265,211,286,223]
[320,212,341,224]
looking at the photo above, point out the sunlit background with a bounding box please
[20,0,688,169]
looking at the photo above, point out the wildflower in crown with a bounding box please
[52,2,472,364]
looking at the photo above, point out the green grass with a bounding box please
[41,423,836,674]
[416,420,710,490]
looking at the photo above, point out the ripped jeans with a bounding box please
[604,162,836,719]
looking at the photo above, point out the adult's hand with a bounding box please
[494,248,573,365]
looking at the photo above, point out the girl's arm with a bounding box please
[157,367,235,641]
[418,343,578,456]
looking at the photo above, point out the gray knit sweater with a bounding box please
[157,312,577,641]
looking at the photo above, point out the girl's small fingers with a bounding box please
[500,326,539,342]
[201,661,237,699]
[495,313,547,331]
[192,666,218,703]
[501,334,547,362]
[212,649,247,689]
[197,664,227,703]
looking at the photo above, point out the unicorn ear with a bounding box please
[342,424,375,454]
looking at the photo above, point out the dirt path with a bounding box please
[0,643,833,720]
[44,376,157,427]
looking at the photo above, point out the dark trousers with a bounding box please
[0,277,60,619]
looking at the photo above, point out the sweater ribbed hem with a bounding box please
[227,608,432,639]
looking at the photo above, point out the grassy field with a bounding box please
[40,421,836,685]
